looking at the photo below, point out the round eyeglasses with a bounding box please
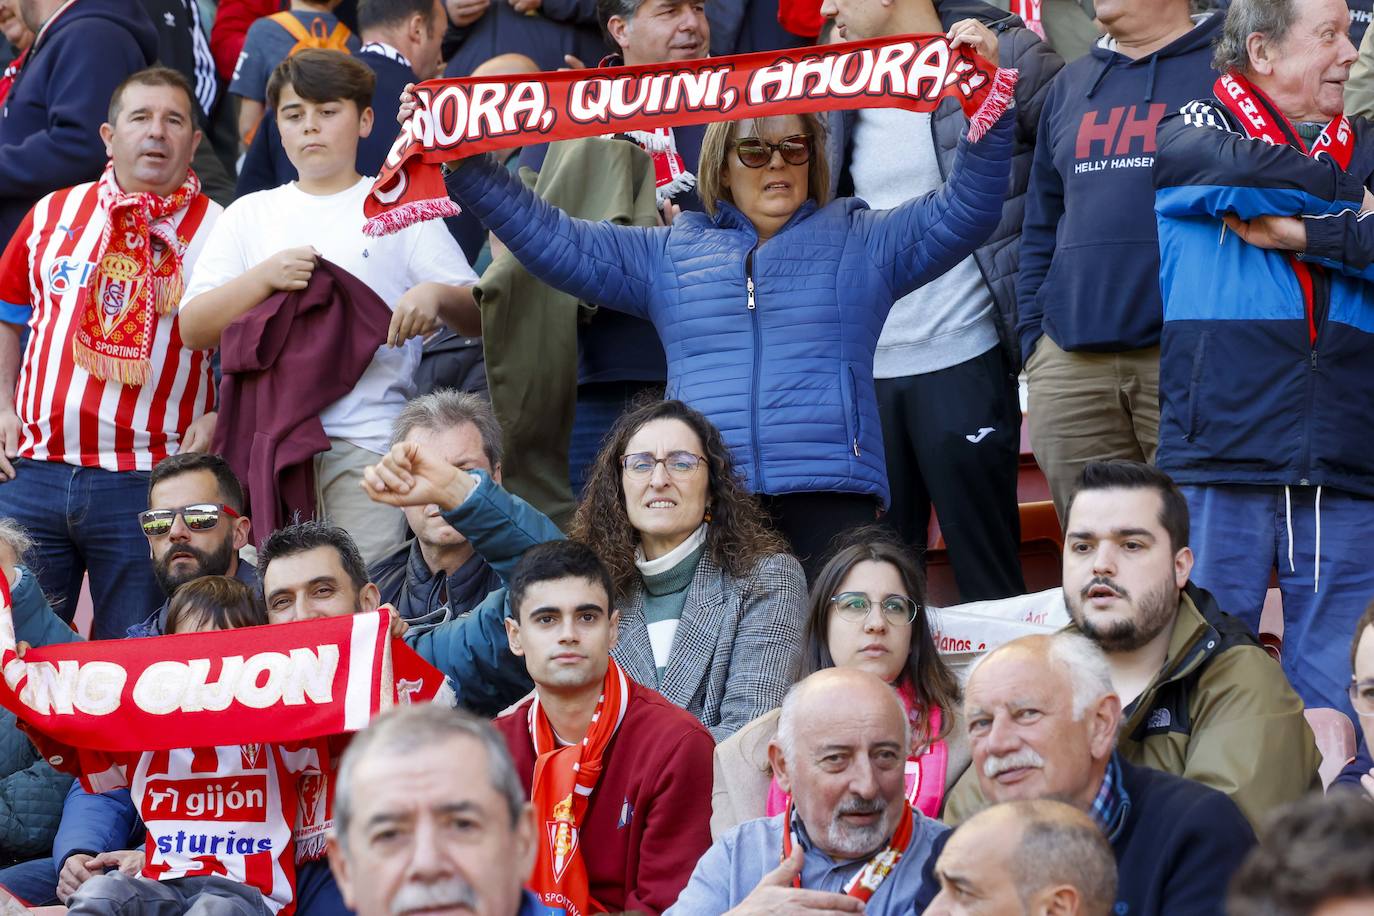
[830,592,920,626]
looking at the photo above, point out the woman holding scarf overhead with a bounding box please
[437,20,1016,577]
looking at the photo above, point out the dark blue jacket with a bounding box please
[1152,90,1374,495]
[441,0,605,79]
[0,0,157,244]
[1333,734,1371,791]
[405,470,559,715]
[1112,756,1255,916]
[236,48,485,264]
[126,559,260,638]
[445,111,1014,504]
[1015,12,1222,363]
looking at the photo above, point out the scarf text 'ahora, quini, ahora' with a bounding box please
[364,34,1014,235]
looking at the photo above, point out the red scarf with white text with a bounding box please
[526,659,630,916]
[1214,71,1355,344]
[73,163,202,384]
[0,574,444,780]
[364,35,1017,236]
[781,800,915,902]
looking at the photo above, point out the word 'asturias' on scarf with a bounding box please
[364,35,1018,236]
[0,574,445,784]
[526,658,630,916]
[73,163,201,385]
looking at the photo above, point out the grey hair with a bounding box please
[968,633,1115,721]
[0,518,34,564]
[775,674,911,764]
[390,388,503,470]
[332,705,524,850]
[1005,800,1118,916]
[1213,0,1298,73]
[595,0,643,46]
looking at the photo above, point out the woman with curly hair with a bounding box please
[709,528,967,836]
[571,398,806,741]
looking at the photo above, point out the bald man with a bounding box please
[928,800,1116,916]
[667,669,948,916]
[959,633,1254,916]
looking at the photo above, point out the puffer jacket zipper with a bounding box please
[745,246,765,491]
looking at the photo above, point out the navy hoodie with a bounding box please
[0,0,157,245]
[1015,13,1221,363]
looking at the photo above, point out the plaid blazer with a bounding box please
[612,552,806,742]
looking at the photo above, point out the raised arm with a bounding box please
[853,83,1016,301]
[444,153,665,319]
[438,470,565,583]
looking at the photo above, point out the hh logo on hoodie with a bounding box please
[1074,103,1168,174]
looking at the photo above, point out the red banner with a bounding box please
[0,574,445,757]
[364,34,1012,235]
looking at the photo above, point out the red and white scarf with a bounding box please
[621,128,695,204]
[73,163,201,385]
[0,574,445,777]
[1214,71,1355,343]
[365,35,1016,235]
[0,49,25,107]
[781,800,915,902]
[1012,0,1044,40]
[526,659,631,916]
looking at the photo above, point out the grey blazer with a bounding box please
[709,704,973,839]
[611,552,806,742]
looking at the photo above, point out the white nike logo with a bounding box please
[966,427,994,444]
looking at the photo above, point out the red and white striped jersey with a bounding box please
[0,181,222,471]
[102,742,328,915]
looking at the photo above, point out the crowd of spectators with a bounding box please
[2,0,1374,913]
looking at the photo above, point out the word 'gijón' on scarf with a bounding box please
[1214,71,1354,345]
[0,573,445,772]
[72,163,203,385]
[364,34,1017,236]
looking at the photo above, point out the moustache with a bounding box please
[983,748,1045,779]
[390,877,478,915]
[835,797,886,818]
[1080,575,1129,600]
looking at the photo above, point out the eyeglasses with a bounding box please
[732,134,812,169]
[620,451,708,479]
[830,592,920,626]
[1350,678,1374,716]
[138,504,240,537]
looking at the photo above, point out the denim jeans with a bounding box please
[0,857,58,906]
[1182,483,1374,716]
[0,458,161,640]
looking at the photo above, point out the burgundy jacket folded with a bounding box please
[212,259,391,546]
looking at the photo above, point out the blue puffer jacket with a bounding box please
[446,109,1014,505]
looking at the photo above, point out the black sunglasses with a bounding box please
[732,134,812,168]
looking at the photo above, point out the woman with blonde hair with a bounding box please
[439,22,1015,574]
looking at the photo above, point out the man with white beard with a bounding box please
[669,668,948,916]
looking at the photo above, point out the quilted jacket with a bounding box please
[0,707,73,866]
[445,109,1014,506]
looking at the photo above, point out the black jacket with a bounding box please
[1112,756,1256,916]
[826,0,1064,373]
[368,541,503,633]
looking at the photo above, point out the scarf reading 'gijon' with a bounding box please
[364,35,1017,236]
[0,573,445,783]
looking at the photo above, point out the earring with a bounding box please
[704,508,713,523]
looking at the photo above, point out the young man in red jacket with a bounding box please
[498,540,715,916]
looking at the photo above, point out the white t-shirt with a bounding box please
[183,178,477,454]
